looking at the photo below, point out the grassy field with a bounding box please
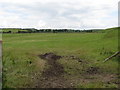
[3,27,119,88]
[0,35,1,40]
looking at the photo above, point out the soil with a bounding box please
[39,53,63,77]
[33,52,118,88]
[37,53,73,88]
[86,67,100,74]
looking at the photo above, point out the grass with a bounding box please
[3,27,118,88]
[0,33,2,40]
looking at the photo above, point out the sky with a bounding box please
[0,0,119,29]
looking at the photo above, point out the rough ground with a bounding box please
[33,52,119,88]
[36,53,73,88]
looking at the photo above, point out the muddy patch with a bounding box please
[62,55,83,63]
[38,53,63,77]
[68,56,83,62]
[39,53,61,61]
[37,53,73,88]
[86,67,100,74]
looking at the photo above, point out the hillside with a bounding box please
[103,27,119,38]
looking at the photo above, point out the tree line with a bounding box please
[2,28,102,33]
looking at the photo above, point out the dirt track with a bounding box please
[36,53,73,88]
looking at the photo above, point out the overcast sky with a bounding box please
[0,0,119,29]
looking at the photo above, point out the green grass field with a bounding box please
[3,27,119,88]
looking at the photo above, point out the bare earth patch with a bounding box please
[36,53,73,88]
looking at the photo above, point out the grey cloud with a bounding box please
[0,0,118,29]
